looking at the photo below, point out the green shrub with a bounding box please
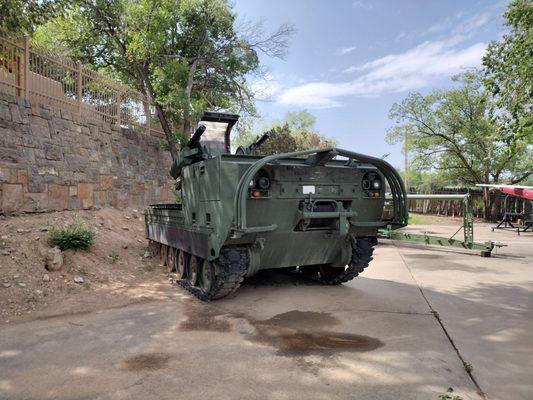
[49,221,95,250]
[108,250,119,263]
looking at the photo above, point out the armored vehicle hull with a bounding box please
[146,146,407,300]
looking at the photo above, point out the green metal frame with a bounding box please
[232,147,408,235]
[379,193,505,256]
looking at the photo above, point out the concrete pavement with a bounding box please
[0,224,531,400]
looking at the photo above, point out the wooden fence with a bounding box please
[0,31,164,137]
[408,188,531,221]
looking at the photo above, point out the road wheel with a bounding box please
[198,259,215,294]
[317,264,345,283]
[188,256,199,286]
[149,240,160,257]
[299,265,319,278]
[176,250,187,279]
[167,247,177,273]
[160,245,168,266]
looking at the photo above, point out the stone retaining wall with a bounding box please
[0,92,174,213]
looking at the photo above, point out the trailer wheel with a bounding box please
[176,250,187,279]
[188,256,199,286]
[198,259,215,294]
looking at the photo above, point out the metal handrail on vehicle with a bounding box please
[232,147,408,235]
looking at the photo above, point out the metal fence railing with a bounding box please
[0,31,164,137]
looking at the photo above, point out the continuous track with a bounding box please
[302,236,376,284]
[174,246,249,301]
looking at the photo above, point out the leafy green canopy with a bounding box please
[483,0,533,141]
[34,0,293,158]
[234,110,337,154]
[388,72,531,186]
[0,0,65,34]
[387,71,532,218]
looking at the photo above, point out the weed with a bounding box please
[463,361,473,374]
[438,387,465,400]
[108,250,119,263]
[49,221,95,250]
[63,254,72,268]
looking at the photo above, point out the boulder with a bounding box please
[45,247,63,271]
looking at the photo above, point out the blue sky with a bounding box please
[232,0,509,167]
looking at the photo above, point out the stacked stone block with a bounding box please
[0,92,173,213]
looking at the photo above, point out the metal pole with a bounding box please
[76,61,82,114]
[145,97,151,135]
[404,130,409,190]
[406,194,470,201]
[116,91,121,127]
[23,35,29,100]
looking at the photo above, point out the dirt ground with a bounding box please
[0,210,531,400]
[0,208,167,325]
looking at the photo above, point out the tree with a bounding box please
[252,124,298,155]
[0,0,64,34]
[483,0,533,141]
[35,0,293,158]
[234,110,337,154]
[387,71,532,219]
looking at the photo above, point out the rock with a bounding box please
[74,276,84,284]
[124,215,131,220]
[2,282,12,288]
[40,227,49,232]
[45,247,64,271]
[42,274,50,282]
[122,244,128,249]
[1,250,10,256]
[13,274,20,279]
[143,251,151,258]
[36,290,42,295]
[18,283,26,288]
[121,226,129,231]
[34,236,40,241]
[1,235,8,240]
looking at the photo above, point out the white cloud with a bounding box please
[424,11,490,38]
[250,74,282,101]
[352,1,372,10]
[277,38,487,108]
[336,46,357,56]
[343,65,358,73]
[394,31,408,42]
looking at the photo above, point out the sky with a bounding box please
[232,0,509,167]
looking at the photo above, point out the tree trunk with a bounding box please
[135,66,178,160]
[482,186,491,221]
[182,59,199,143]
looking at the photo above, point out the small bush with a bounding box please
[108,250,119,263]
[49,221,95,250]
[463,361,473,373]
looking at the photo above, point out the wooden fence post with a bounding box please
[76,61,82,114]
[23,35,29,100]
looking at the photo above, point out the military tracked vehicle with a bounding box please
[145,112,408,300]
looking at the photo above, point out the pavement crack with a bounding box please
[346,308,432,316]
[393,242,488,400]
